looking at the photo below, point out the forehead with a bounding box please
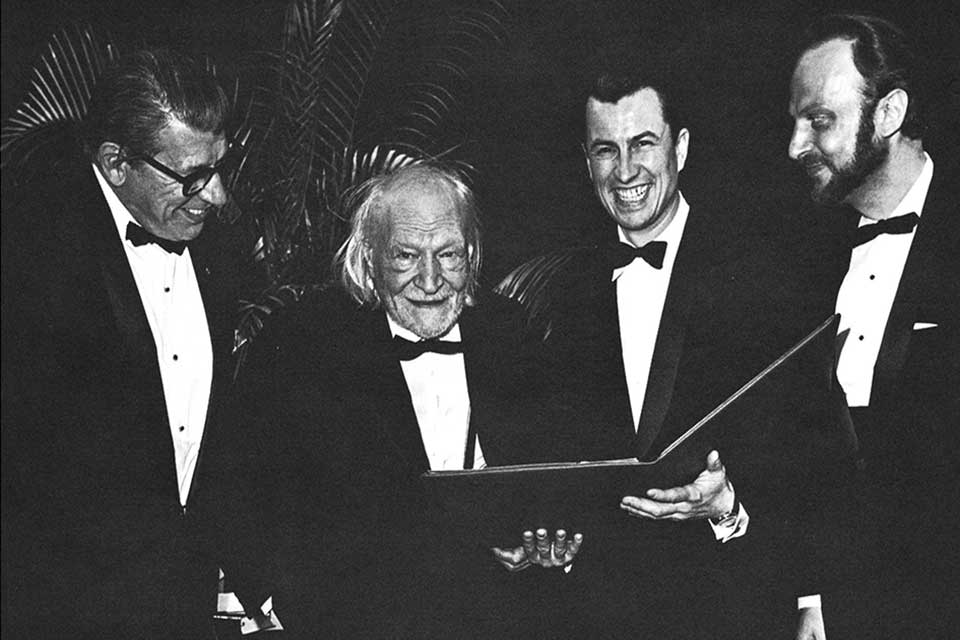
[586,88,669,141]
[790,38,865,114]
[154,118,227,170]
[382,181,464,243]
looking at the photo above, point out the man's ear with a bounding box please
[674,128,690,173]
[874,88,909,138]
[96,142,127,187]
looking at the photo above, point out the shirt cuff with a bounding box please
[709,502,749,543]
[797,594,822,609]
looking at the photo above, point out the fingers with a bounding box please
[536,528,551,559]
[706,449,723,471]
[620,495,693,520]
[566,532,583,560]
[522,530,536,558]
[553,529,567,559]
[515,529,582,567]
[645,485,698,503]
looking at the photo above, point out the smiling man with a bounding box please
[786,13,960,640]
[245,162,571,637]
[496,56,855,638]
[1,49,268,638]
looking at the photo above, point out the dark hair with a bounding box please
[334,162,482,307]
[580,46,689,141]
[796,13,925,139]
[82,48,229,160]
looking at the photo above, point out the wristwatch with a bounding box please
[709,496,740,528]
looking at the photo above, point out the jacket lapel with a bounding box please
[871,165,953,402]
[79,177,157,366]
[362,310,433,472]
[633,235,698,458]
[77,170,179,499]
[181,222,234,507]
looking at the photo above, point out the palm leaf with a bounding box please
[494,247,584,342]
[385,2,508,156]
[1,25,117,180]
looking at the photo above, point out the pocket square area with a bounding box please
[912,322,938,330]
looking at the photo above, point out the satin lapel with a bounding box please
[572,252,636,454]
[362,311,432,472]
[871,169,951,401]
[77,171,178,496]
[182,222,234,507]
[460,306,482,463]
[599,275,636,439]
[633,240,698,459]
[79,179,157,363]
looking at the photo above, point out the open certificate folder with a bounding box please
[421,314,840,538]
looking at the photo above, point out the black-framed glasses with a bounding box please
[124,146,241,197]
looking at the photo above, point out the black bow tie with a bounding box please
[850,212,919,248]
[607,240,668,270]
[126,222,188,255]
[394,335,464,361]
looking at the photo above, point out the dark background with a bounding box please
[3,0,958,284]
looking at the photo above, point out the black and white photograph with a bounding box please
[3,1,958,638]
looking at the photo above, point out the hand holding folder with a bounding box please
[620,449,735,521]
[422,314,841,540]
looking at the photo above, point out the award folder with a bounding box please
[421,314,839,539]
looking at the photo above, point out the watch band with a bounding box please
[709,497,740,527]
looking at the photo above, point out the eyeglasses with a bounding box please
[124,147,241,197]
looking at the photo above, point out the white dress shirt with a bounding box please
[388,317,485,471]
[799,156,935,611]
[94,165,213,507]
[612,193,747,542]
[614,194,690,429]
[835,154,933,407]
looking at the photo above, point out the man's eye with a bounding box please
[439,250,464,261]
[810,115,832,131]
[394,251,417,261]
[591,147,616,160]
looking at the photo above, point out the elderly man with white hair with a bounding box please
[244,162,577,638]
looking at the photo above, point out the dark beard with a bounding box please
[811,104,889,205]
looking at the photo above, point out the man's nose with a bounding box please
[788,122,810,161]
[615,151,639,183]
[199,173,228,207]
[415,257,442,294]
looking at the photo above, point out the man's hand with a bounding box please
[491,528,583,572]
[620,450,735,521]
[796,606,826,640]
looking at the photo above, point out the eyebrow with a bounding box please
[588,131,661,150]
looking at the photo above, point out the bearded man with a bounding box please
[787,12,959,640]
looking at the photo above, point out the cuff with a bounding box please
[797,594,822,609]
[709,502,749,543]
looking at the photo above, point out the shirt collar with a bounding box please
[858,152,933,227]
[612,191,690,282]
[92,164,144,243]
[386,314,462,343]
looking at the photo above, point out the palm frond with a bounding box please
[494,247,583,342]
[232,282,313,382]
[1,25,117,176]
[384,1,508,155]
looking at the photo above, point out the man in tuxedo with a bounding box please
[515,56,856,638]
[787,13,960,640]
[1,49,268,638]
[249,163,578,638]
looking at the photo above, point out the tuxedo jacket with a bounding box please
[1,160,262,638]
[526,204,854,638]
[789,160,960,636]
[243,287,547,638]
